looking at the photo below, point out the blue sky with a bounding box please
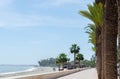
[0,0,94,65]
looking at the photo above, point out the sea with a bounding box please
[0,65,35,73]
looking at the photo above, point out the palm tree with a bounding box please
[56,57,61,71]
[117,0,120,78]
[103,0,118,79]
[80,2,103,79]
[58,53,67,70]
[67,58,70,69]
[90,55,96,67]
[76,53,84,68]
[70,44,80,68]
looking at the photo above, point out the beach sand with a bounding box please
[0,68,97,79]
[0,67,56,78]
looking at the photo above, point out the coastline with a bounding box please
[0,67,56,78]
[0,68,89,79]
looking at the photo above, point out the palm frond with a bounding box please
[80,2,103,27]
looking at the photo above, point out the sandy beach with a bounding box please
[0,67,56,78]
[0,68,97,79]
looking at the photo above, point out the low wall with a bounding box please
[3,68,88,79]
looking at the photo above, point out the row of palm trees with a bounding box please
[79,0,120,79]
[56,44,84,70]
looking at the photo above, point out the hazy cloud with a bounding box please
[0,0,92,28]
[34,0,93,8]
[0,12,83,28]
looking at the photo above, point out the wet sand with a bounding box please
[0,67,56,78]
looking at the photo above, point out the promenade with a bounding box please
[57,68,98,79]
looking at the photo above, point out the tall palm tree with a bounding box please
[80,2,103,79]
[70,44,80,68]
[103,0,118,79]
[117,0,120,78]
[76,53,84,68]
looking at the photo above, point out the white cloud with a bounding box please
[0,12,82,28]
[0,0,91,28]
[34,0,93,8]
[52,0,93,6]
[44,0,80,6]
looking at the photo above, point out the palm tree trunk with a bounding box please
[59,64,60,71]
[117,0,120,78]
[103,0,118,79]
[95,1,103,79]
[96,28,102,79]
[62,64,64,70]
[74,53,76,68]
[101,25,105,79]
[79,60,81,68]
[98,35,102,79]
[67,61,69,69]
[101,2,106,79]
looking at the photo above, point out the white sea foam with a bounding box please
[0,67,34,77]
[0,67,56,78]
[25,67,36,71]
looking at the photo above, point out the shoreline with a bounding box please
[0,68,86,79]
[0,67,56,78]
[0,68,90,79]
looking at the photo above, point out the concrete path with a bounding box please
[57,68,98,79]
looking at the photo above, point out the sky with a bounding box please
[0,0,94,65]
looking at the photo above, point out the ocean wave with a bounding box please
[0,67,55,78]
[0,66,36,77]
[25,67,37,71]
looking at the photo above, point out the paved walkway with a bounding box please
[57,68,98,79]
